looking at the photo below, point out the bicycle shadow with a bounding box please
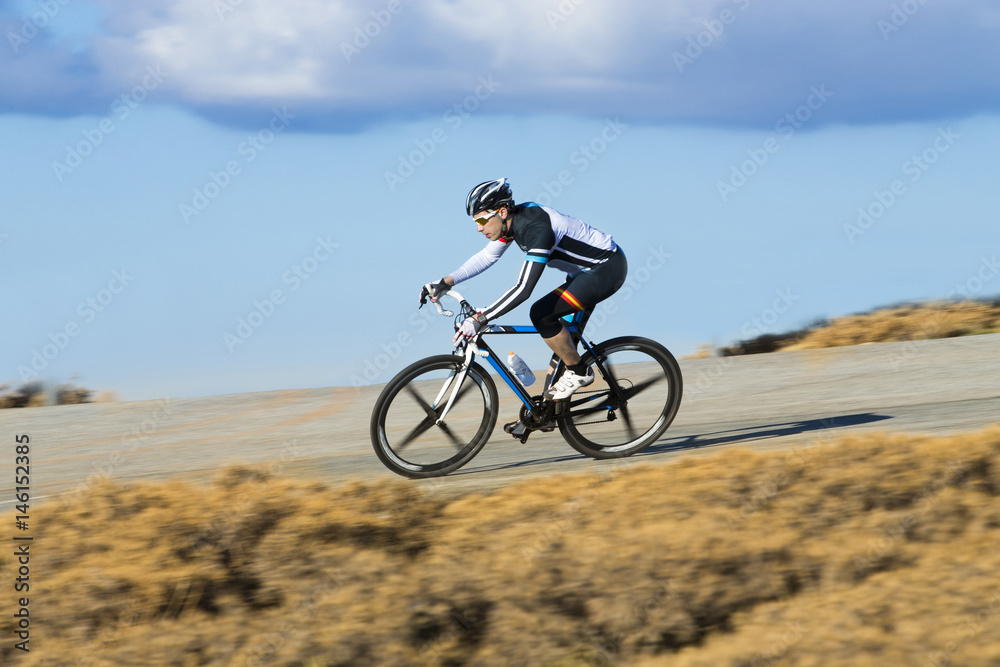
[638,412,893,457]
[457,412,892,476]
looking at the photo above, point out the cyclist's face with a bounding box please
[475,208,504,241]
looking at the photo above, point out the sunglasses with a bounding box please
[474,210,499,227]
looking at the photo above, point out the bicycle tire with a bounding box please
[370,355,499,478]
[559,336,682,459]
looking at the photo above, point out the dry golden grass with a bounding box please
[679,344,714,360]
[781,300,1000,352]
[6,427,1000,665]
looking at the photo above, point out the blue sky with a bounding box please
[3,0,999,400]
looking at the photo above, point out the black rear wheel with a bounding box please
[559,337,682,459]
[370,355,499,478]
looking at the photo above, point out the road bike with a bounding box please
[369,289,683,478]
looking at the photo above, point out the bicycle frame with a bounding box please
[428,289,629,428]
[476,315,587,410]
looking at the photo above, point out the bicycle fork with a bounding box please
[432,345,481,425]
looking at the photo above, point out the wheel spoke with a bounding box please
[406,385,437,418]
[397,414,438,451]
[436,421,464,450]
[623,375,664,400]
[397,385,444,451]
[618,403,637,441]
[566,391,614,418]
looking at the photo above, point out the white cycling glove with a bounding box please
[452,312,488,345]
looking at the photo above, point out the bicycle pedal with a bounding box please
[503,420,523,436]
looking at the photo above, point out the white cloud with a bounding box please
[3,0,1000,130]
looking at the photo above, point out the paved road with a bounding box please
[2,334,998,505]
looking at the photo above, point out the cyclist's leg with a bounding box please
[530,288,581,389]
[530,249,628,392]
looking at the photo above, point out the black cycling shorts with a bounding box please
[530,248,628,338]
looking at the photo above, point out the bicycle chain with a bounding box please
[559,388,621,427]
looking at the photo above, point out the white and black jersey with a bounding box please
[448,203,618,322]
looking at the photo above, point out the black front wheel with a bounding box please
[558,337,682,459]
[370,355,499,478]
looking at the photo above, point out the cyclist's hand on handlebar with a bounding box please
[452,312,487,345]
[418,279,450,307]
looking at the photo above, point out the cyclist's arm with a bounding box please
[479,252,549,321]
[480,219,555,321]
[447,239,510,285]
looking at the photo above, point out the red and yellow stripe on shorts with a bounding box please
[556,287,585,311]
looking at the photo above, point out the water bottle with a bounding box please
[507,352,536,386]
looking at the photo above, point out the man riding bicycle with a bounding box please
[420,178,628,435]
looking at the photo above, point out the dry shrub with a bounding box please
[0,382,46,408]
[0,381,94,408]
[5,427,1000,666]
[680,344,714,360]
[719,299,1000,356]
[782,300,1000,351]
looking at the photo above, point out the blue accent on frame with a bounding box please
[483,353,534,409]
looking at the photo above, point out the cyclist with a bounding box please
[420,178,628,434]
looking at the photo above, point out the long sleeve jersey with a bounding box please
[448,203,617,322]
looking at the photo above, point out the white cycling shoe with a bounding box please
[543,367,594,401]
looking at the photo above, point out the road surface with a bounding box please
[2,333,998,504]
